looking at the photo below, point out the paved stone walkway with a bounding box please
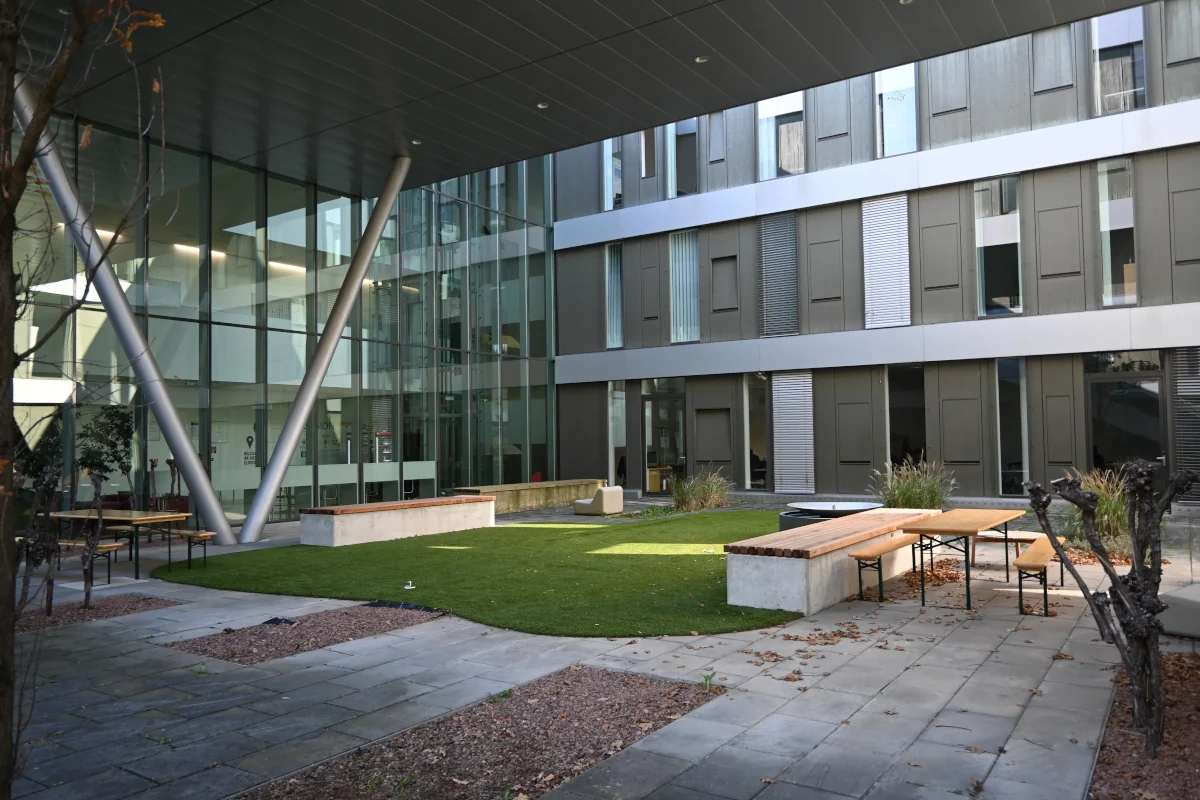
[15,515,1198,800]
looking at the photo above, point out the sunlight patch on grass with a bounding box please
[425,545,473,550]
[587,543,723,555]
[498,523,601,530]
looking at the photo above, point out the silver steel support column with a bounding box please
[239,156,411,543]
[13,75,236,545]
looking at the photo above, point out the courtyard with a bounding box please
[13,503,1199,800]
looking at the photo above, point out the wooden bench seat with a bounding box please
[1015,536,1066,616]
[970,530,1042,566]
[848,534,921,602]
[167,531,216,571]
[58,540,126,584]
[724,508,940,616]
[300,495,496,547]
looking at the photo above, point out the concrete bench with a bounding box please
[453,479,605,514]
[724,508,940,615]
[299,496,495,547]
[574,486,623,516]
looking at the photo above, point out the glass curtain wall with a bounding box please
[11,115,555,524]
[974,176,1022,316]
[875,65,918,158]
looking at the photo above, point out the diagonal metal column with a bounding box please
[14,75,236,545]
[239,156,411,543]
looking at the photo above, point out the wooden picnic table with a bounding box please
[49,510,191,580]
[725,508,940,558]
[903,508,1026,609]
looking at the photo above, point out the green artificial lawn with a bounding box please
[153,510,799,636]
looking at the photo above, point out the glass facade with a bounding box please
[13,119,554,523]
[874,64,918,158]
[1092,9,1147,116]
[974,175,1022,316]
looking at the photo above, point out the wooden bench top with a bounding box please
[849,533,920,561]
[60,540,125,552]
[301,495,496,516]
[725,508,941,559]
[173,531,216,539]
[1014,536,1065,571]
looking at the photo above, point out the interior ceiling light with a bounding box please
[694,56,710,64]
[899,0,913,4]
[536,102,550,109]
[411,139,422,145]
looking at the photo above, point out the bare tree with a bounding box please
[0,2,167,794]
[1026,461,1199,756]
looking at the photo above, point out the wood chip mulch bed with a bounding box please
[16,593,182,633]
[1089,652,1200,799]
[245,666,716,800]
[169,604,445,665]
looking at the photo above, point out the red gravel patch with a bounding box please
[17,593,182,633]
[1089,652,1200,799]
[169,604,444,665]
[245,666,717,799]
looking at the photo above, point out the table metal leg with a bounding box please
[133,528,140,580]
[1003,521,1010,582]
[919,535,927,606]
[963,535,972,610]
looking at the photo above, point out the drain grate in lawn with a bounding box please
[17,593,182,633]
[244,666,716,799]
[169,604,444,665]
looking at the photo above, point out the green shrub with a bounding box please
[1061,468,1133,557]
[673,470,733,512]
[869,456,956,510]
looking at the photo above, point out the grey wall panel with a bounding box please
[924,361,991,496]
[969,37,1032,141]
[642,259,661,349]
[555,245,605,355]
[842,203,867,331]
[1133,150,1175,307]
[849,75,876,166]
[1163,0,1200,103]
[620,132,642,208]
[725,104,757,189]
[814,366,887,494]
[738,220,760,339]
[800,203,862,334]
[929,51,970,114]
[911,185,970,324]
[1025,354,1086,488]
[705,223,743,342]
[815,81,851,140]
[555,143,603,221]
[686,375,743,485]
[809,241,844,300]
[1168,145,1200,302]
[1030,165,1087,314]
[712,257,739,311]
[1033,25,1075,93]
[556,382,609,480]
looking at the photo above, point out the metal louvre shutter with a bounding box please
[772,371,815,493]
[1172,347,1200,504]
[759,213,798,336]
[862,194,911,329]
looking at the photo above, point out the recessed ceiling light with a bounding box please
[411,139,422,145]
[694,55,710,64]
[899,0,913,5]
[536,102,550,109]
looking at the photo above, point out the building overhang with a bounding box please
[29,0,1143,197]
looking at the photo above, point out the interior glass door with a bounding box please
[1088,379,1166,477]
[644,396,687,495]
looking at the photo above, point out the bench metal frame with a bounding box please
[1017,558,1065,617]
[167,533,212,572]
[857,542,919,603]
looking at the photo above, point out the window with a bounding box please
[610,380,627,488]
[874,64,917,158]
[887,365,926,466]
[605,243,624,349]
[641,129,656,178]
[1098,157,1136,306]
[747,373,769,489]
[708,111,726,163]
[603,137,622,211]
[996,358,1030,495]
[757,90,805,180]
[667,118,698,199]
[1091,9,1146,116]
[974,176,1022,316]
[669,230,700,343]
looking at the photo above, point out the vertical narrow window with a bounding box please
[605,243,624,349]
[667,118,698,199]
[757,90,805,181]
[996,358,1029,495]
[610,380,627,488]
[747,373,769,489]
[708,111,726,163]
[1091,8,1146,116]
[874,64,917,158]
[887,365,926,466]
[602,137,622,211]
[669,230,700,343]
[1098,157,1137,306]
[641,129,656,178]
[974,175,1022,316]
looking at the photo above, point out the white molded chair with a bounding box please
[574,486,623,516]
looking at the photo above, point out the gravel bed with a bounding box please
[16,593,182,633]
[169,604,444,665]
[245,666,716,799]
[1089,652,1200,799]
